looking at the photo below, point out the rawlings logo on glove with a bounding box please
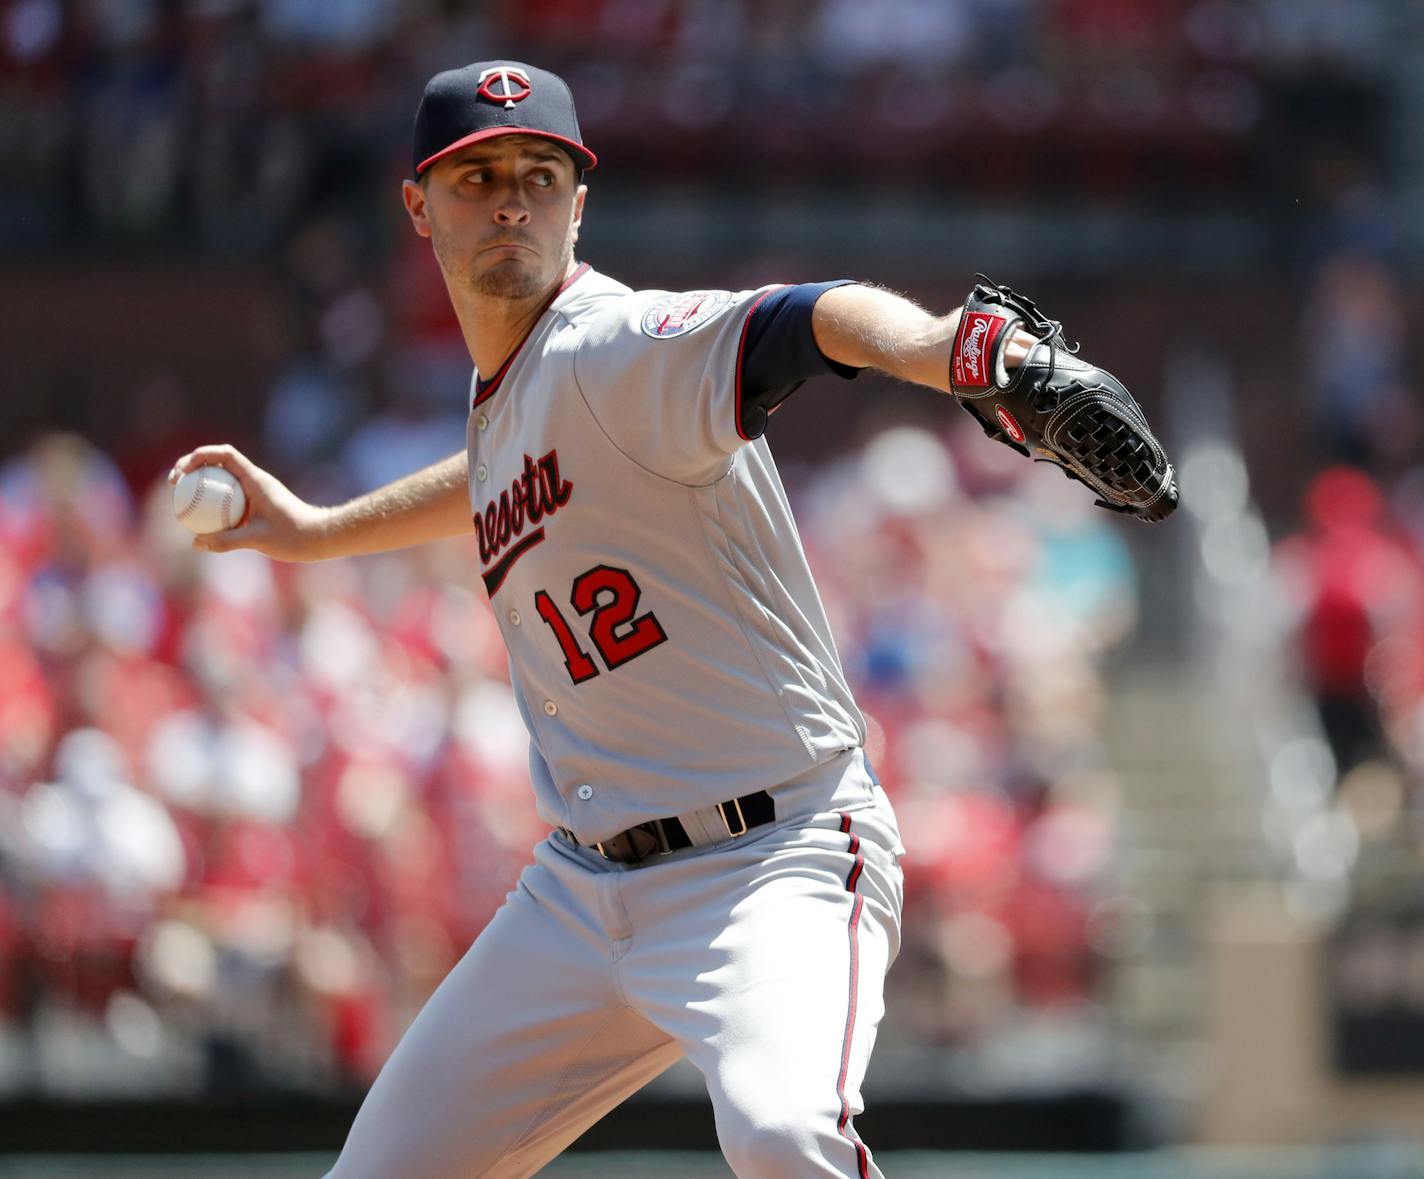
[953,312,1007,389]
[948,277,1179,523]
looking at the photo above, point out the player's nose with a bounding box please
[494,202,531,226]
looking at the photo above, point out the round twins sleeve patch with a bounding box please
[640,290,735,339]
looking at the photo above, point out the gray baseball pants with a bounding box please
[324,752,903,1179]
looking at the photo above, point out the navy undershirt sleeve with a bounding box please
[739,280,863,440]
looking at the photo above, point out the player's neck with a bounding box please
[458,260,580,381]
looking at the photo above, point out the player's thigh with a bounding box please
[484,1015,682,1179]
[326,854,678,1179]
[626,811,902,1178]
[706,869,896,1179]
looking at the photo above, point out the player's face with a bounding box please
[403,137,586,303]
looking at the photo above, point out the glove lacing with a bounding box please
[973,275,1080,411]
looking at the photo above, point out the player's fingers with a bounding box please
[193,519,265,554]
[170,445,232,481]
[169,445,261,488]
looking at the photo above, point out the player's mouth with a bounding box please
[480,239,536,255]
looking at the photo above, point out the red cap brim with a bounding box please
[417,128,597,175]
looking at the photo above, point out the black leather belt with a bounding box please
[561,790,775,865]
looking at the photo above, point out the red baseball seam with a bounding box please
[176,473,206,522]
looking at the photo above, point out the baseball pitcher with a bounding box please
[172,61,1176,1179]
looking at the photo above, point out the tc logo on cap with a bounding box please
[478,67,532,110]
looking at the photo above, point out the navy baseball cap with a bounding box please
[412,61,597,178]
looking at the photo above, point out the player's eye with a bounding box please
[529,170,555,187]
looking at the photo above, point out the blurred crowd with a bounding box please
[0,0,1392,249]
[0,423,1138,1097]
[2,0,1419,1111]
[1268,237,1424,847]
[1273,463,1424,859]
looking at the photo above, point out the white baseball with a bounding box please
[173,466,247,535]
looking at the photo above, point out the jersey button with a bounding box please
[576,784,594,800]
[475,413,489,431]
[476,464,488,482]
[508,609,521,626]
[543,700,558,716]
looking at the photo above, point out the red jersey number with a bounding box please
[537,565,668,684]
[534,589,600,684]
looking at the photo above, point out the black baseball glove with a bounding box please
[948,277,1178,522]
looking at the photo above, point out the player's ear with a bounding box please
[571,184,586,244]
[403,178,433,239]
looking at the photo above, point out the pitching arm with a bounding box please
[169,446,473,561]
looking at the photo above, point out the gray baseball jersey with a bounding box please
[326,262,905,1179]
[467,263,867,843]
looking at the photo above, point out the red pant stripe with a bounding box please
[834,811,872,1179]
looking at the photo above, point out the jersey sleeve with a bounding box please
[573,282,861,484]
[738,280,862,441]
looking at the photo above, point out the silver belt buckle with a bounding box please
[716,797,748,838]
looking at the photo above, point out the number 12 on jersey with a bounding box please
[534,564,668,685]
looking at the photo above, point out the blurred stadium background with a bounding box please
[4,0,1424,1176]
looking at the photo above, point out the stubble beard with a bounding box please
[470,255,544,300]
[435,226,572,303]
